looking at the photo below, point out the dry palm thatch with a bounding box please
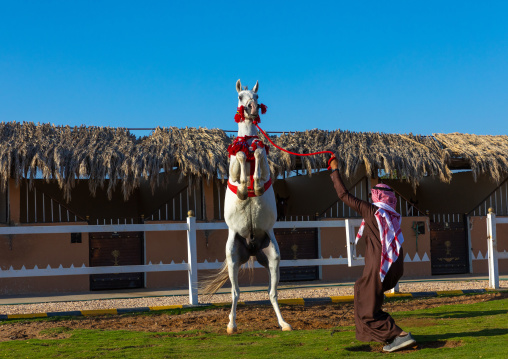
[433,133,508,183]
[269,129,451,188]
[3,122,506,202]
[0,122,231,201]
[133,127,230,196]
[0,122,137,200]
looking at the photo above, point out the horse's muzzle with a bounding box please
[246,102,259,116]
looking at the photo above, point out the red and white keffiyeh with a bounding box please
[355,184,404,282]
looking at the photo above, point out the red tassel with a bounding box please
[234,104,266,123]
[235,106,245,123]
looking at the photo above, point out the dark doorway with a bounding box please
[89,232,144,290]
[430,215,469,275]
[274,228,319,281]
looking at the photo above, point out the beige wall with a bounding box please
[144,220,230,289]
[144,221,188,289]
[469,216,508,274]
[0,222,89,295]
[400,217,432,277]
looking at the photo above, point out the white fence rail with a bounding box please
[486,210,508,289]
[0,216,363,305]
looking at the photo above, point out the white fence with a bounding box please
[0,214,364,305]
[486,210,508,289]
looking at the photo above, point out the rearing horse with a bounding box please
[203,79,292,334]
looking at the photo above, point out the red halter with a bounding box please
[234,104,267,125]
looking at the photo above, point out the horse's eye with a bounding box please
[238,95,244,101]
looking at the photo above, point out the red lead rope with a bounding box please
[254,123,336,169]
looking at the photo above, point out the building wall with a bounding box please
[318,216,431,282]
[469,216,508,274]
[3,214,505,296]
[385,172,500,214]
[143,220,230,289]
[0,222,89,295]
[18,173,192,225]
[278,169,367,216]
[8,179,20,223]
[2,170,506,296]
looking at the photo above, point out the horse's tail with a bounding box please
[200,261,230,298]
[200,259,254,300]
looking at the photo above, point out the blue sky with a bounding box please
[1,1,507,135]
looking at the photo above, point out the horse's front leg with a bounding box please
[229,156,240,183]
[253,148,270,196]
[236,151,248,200]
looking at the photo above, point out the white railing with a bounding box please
[431,213,464,224]
[0,215,364,305]
[23,185,84,223]
[471,179,508,216]
[148,180,206,222]
[486,209,508,289]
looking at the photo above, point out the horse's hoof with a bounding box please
[237,188,248,200]
[227,326,238,335]
[254,186,265,196]
[281,324,293,331]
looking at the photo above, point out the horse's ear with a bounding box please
[252,81,259,93]
[236,79,242,93]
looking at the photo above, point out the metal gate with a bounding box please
[89,232,144,290]
[430,214,469,275]
[275,228,319,281]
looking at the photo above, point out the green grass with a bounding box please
[1,297,506,358]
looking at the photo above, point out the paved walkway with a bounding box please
[1,273,506,306]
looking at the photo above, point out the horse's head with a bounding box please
[236,79,260,121]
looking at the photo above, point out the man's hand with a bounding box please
[328,156,338,170]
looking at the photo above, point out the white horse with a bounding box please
[203,79,292,334]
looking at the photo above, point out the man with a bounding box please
[329,157,416,352]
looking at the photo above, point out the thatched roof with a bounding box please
[433,133,508,183]
[268,130,451,185]
[1,122,506,200]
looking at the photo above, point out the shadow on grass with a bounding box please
[401,309,508,319]
[418,328,508,341]
[345,340,460,353]
[344,328,508,353]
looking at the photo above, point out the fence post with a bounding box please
[345,219,356,267]
[187,210,198,304]
[389,283,400,294]
[487,208,499,289]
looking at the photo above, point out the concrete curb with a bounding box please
[1,288,506,321]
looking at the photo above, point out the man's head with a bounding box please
[371,184,397,210]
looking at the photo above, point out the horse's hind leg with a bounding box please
[256,230,292,331]
[226,230,249,334]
